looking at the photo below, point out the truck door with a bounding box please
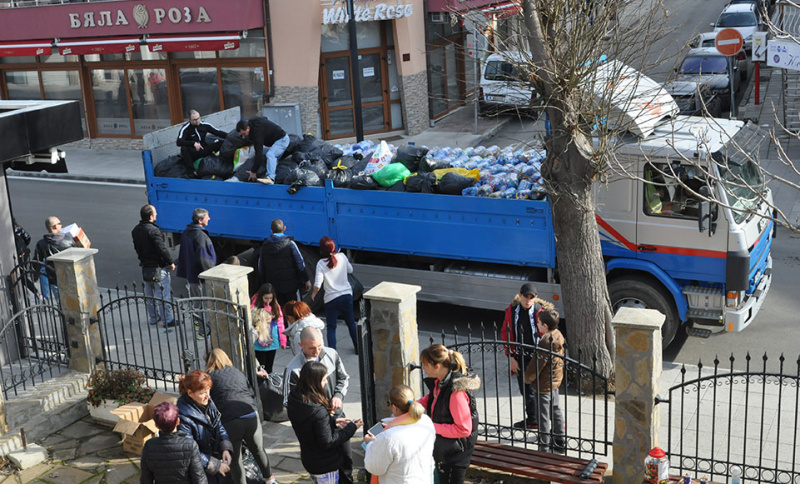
[594,168,639,260]
[636,161,728,282]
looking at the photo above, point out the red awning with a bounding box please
[0,40,52,57]
[56,37,140,56]
[481,1,522,18]
[146,33,240,53]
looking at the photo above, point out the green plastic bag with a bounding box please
[372,163,411,187]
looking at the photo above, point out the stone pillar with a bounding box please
[363,282,422,419]
[611,307,665,484]
[199,264,253,372]
[48,248,102,374]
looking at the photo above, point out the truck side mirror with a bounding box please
[698,186,717,236]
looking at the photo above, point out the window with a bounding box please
[643,162,712,220]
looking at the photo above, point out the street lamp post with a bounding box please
[346,0,364,141]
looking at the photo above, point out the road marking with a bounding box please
[7,176,143,188]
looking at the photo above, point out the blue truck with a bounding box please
[143,93,773,346]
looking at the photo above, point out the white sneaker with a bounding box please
[256,177,275,185]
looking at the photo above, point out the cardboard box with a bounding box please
[111,393,177,455]
[61,223,91,248]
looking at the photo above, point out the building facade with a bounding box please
[0,0,428,141]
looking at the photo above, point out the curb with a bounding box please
[7,170,146,186]
[472,116,512,147]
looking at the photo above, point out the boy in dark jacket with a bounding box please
[140,401,207,483]
[524,308,566,453]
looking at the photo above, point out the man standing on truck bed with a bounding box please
[177,208,217,337]
[236,116,290,185]
[256,219,311,306]
[176,110,227,171]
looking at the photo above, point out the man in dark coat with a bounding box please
[256,219,310,306]
[235,116,290,184]
[177,208,216,336]
[131,204,176,328]
[33,215,74,299]
[176,110,227,171]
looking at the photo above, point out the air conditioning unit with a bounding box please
[430,12,447,23]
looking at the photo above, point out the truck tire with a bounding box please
[608,277,680,347]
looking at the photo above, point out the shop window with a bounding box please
[41,53,79,63]
[172,51,217,60]
[179,67,220,119]
[219,29,266,58]
[321,21,382,52]
[643,162,711,220]
[221,67,264,119]
[446,44,459,110]
[329,109,354,137]
[385,22,394,46]
[129,68,171,136]
[429,47,447,117]
[0,56,36,64]
[5,71,41,100]
[42,70,86,133]
[91,68,132,135]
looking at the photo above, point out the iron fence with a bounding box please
[7,260,61,313]
[660,353,800,483]
[419,324,614,459]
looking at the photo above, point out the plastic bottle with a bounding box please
[731,465,742,484]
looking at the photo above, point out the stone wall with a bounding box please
[272,85,321,138]
[398,70,429,136]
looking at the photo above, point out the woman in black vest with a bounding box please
[418,344,481,484]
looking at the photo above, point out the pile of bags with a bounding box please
[154,134,547,199]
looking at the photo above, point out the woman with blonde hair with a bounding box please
[205,349,277,484]
[364,384,436,484]
[418,344,481,484]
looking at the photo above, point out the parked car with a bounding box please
[479,51,541,117]
[688,32,750,81]
[712,3,764,52]
[665,47,741,115]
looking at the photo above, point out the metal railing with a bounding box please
[660,353,800,483]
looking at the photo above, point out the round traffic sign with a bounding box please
[715,29,744,56]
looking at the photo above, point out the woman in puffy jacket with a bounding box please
[177,370,233,484]
[363,384,436,484]
[418,344,481,484]
[287,361,362,483]
[205,349,276,484]
[282,300,325,355]
[140,401,207,483]
[250,283,286,373]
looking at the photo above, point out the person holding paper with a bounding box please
[33,215,74,300]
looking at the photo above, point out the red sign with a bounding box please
[57,37,139,56]
[0,40,51,57]
[146,33,240,53]
[715,29,744,56]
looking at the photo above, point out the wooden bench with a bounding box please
[470,441,608,483]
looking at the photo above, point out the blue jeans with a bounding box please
[143,267,173,325]
[266,133,290,179]
[324,294,357,351]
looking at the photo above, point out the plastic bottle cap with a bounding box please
[649,447,666,458]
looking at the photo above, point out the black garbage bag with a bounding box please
[259,373,288,422]
[285,167,322,187]
[438,172,476,195]
[405,172,437,193]
[196,154,232,178]
[154,155,194,178]
[379,180,406,192]
[275,159,299,184]
[327,164,353,188]
[299,158,328,180]
[293,151,321,163]
[310,144,344,167]
[395,145,430,172]
[418,158,452,173]
[297,134,327,153]
[350,174,379,190]
[283,133,303,158]
[350,157,369,175]
[233,157,265,181]
[333,155,360,169]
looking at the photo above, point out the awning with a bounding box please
[146,33,241,53]
[481,1,522,19]
[56,37,140,56]
[0,40,52,57]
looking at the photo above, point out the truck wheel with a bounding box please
[608,277,680,347]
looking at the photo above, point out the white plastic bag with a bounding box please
[364,140,393,175]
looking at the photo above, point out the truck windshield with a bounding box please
[714,122,766,224]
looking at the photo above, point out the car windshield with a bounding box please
[484,60,524,81]
[717,12,756,27]
[680,56,728,74]
[713,123,767,224]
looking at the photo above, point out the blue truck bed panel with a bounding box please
[143,151,557,268]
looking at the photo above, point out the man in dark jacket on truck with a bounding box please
[132,205,175,328]
[176,110,227,171]
[177,208,217,336]
[236,116,290,184]
[256,219,310,306]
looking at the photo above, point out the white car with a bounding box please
[479,51,540,117]
[712,3,763,52]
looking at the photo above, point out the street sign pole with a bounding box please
[728,56,736,118]
[714,28,744,119]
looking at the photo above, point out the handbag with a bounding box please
[259,373,288,422]
[348,273,364,300]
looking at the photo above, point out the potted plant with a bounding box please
[86,368,155,427]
